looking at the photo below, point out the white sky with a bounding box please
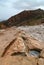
[0,0,44,21]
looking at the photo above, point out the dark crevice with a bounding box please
[11,52,27,56]
[39,56,44,58]
[37,63,39,65]
[1,38,16,57]
[30,49,41,53]
[21,36,26,40]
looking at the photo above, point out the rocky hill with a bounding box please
[0,9,44,28]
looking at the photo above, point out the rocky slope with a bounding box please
[0,9,44,29]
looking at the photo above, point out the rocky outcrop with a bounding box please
[0,27,44,65]
[1,30,44,57]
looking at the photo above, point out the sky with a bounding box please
[0,0,44,21]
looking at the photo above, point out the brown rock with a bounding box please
[40,49,44,58]
[0,56,37,65]
[1,30,43,57]
[21,33,43,50]
[1,37,26,57]
[38,58,44,65]
[15,30,43,50]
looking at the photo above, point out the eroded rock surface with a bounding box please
[0,26,44,65]
[40,49,44,58]
[38,58,44,65]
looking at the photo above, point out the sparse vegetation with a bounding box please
[0,9,44,29]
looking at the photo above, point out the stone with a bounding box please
[0,56,37,65]
[1,30,43,57]
[38,58,44,65]
[1,37,26,57]
[40,49,44,58]
[21,34,43,50]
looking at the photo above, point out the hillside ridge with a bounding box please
[0,9,44,28]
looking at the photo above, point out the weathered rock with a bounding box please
[15,30,44,50]
[0,27,44,65]
[1,30,43,57]
[40,49,44,58]
[38,58,44,65]
[1,37,26,57]
[0,56,37,65]
[21,33,43,50]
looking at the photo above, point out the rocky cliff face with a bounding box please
[0,9,44,29]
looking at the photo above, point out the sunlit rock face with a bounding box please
[40,49,44,58]
[0,29,43,57]
[0,26,44,65]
